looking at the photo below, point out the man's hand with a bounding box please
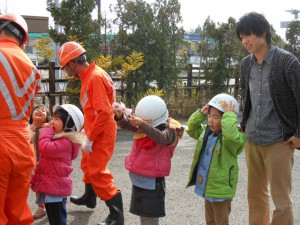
[82,136,93,153]
[285,136,300,149]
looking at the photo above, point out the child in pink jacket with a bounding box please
[31,104,84,225]
[113,95,185,225]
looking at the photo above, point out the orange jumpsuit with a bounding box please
[0,38,41,225]
[78,62,118,201]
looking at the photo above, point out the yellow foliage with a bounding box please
[144,88,164,97]
[119,51,144,76]
[95,55,112,70]
[90,50,144,78]
[67,36,84,47]
[118,70,127,77]
[125,51,144,69]
[30,35,53,60]
[122,63,136,72]
[112,55,125,66]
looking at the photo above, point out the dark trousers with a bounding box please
[45,198,67,225]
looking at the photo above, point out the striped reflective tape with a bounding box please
[0,52,41,120]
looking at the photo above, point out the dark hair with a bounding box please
[71,53,87,65]
[208,105,224,115]
[53,108,75,132]
[29,104,51,124]
[155,123,167,130]
[236,12,271,46]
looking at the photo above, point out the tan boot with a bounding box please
[33,206,46,220]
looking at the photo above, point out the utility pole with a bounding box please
[95,0,101,33]
[54,0,61,78]
[95,0,102,53]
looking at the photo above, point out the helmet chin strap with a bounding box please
[65,59,79,78]
[63,114,75,132]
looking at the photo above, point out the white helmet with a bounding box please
[53,104,84,131]
[208,93,239,114]
[135,95,169,127]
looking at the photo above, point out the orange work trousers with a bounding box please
[81,123,118,201]
[0,121,35,225]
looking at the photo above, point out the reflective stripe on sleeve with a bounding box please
[0,52,41,120]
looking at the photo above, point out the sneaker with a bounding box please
[33,206,46,220]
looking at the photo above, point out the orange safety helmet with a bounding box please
[58,42,86,69]
[0,13,28,47]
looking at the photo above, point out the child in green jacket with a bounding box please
[186,93,245,225]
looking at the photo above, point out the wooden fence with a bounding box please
[36,63,238,113]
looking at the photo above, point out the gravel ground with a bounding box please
[28,121,300,225]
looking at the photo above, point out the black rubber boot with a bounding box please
[70,183,97,208]
[97,192,124,225]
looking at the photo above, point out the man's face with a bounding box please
[239,33,267,54]
[62,61,77,78]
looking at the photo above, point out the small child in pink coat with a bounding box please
[113,95,185,225]
[31,104,84,225]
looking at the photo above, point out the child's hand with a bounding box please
[29,124,38,132]
[218,100,235,113]
[129,115,144,127]
[201,105,209,115]
[112,102,123,119]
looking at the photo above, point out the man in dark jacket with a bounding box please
[236,12,300,225]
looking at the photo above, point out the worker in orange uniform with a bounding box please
[0,13,41,225]
[58,42,124,225]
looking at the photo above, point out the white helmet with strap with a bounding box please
[208,93,239,114]
[53,104,84,131]
[135,95,169,127]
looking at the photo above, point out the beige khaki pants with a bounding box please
[205,199,232,225]
[245,141,294,225]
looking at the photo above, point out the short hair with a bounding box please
[53,108,75,132]
[71,53,87,65]
[208,105,224,115]
[236,12,271,46]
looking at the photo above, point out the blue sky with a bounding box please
[0,0,299,39]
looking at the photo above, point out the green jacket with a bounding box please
[186,110,245,198]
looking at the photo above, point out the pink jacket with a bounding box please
[125,137,178,178]
[31,128,80,196]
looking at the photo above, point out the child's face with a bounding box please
[49,116,64,133]
[32,106,47,125]
[207,107,222,134]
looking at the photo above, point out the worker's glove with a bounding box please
[82,136,93,153]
